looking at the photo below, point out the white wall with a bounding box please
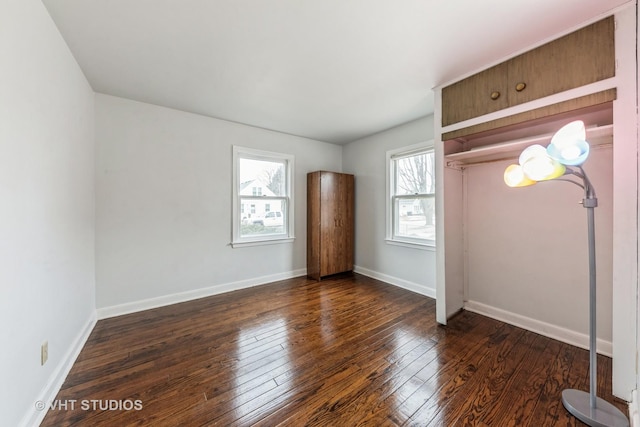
[635,4,640,419]
[95,94,342,313]
[464,147,614,350]
[0,1,96,426]
[343,116,436,297]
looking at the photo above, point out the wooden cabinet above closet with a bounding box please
[441,16,615,128]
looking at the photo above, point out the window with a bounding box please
[386,142,435,248]
[232,146,294,247]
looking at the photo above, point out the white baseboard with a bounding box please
[631,389,639,427]
[353,265,436,299]
[97,269,308,319]
[21,312,97,427]
[464,300,613,357]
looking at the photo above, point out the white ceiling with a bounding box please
[42,0,630,144]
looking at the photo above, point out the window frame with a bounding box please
[232,146,295,248]
[385,141,436,250]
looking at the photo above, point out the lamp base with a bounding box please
[562,389,629,427]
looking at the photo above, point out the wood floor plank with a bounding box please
[338,314,489,426]
[226,302,436,426]
[391,318,513,424]
[251,307,441,427]
[480,334,562,426]
[405,323,526,425]
[447,330,539,426]
[40,274,628,427]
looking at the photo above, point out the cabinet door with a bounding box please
[441,62,508,127]
[320,172,354,276]
[509,16,615,106]
[441,16,614,128]
[307,172,321,280]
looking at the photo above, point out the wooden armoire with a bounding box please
[307,171,354,280]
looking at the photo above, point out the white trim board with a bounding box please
[354,265,436,299]
[631,390,639,427]
[98,267,436,321]
[21,313,97,427]
[97,269,308,319]
[464,300,613,357]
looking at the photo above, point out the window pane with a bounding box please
[233,146,294,247]
[394,152,435,195]
[240,199,285,237]
[395,197,435,240]
[239,158,286,196]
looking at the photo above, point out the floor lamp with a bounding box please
[503,120,629,427]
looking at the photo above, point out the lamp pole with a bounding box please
[586,195,597,411]
[560,167,628,427]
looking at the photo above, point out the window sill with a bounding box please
[385,239,436,251]
[231,237,295,248]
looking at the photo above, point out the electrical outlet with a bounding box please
[41,341,48,366]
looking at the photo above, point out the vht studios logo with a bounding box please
[35,399,143,411]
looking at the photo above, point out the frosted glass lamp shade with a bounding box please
[547,139,590,166]
[550,120,586,146]
[522,156,566,181]
[547,120,590,166]
[504,164,536,187]
[518,144,548,166]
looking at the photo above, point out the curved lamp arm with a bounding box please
[558,166,597,203]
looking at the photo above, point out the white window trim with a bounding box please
[385,141,435,249]
[231,146,295,248]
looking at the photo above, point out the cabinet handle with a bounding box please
[490,91,500,100]
[515,82,527,92]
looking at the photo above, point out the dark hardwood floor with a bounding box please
[41,273,627,426]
